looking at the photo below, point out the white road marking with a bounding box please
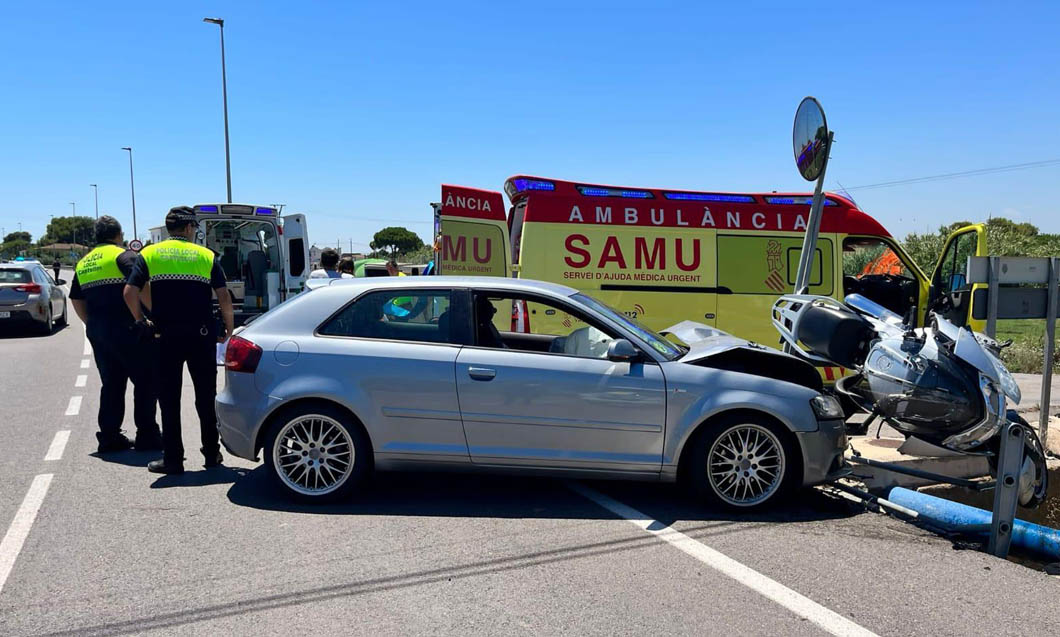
[43,431,70,461]
[569,483,878,637]
[64,396,82,416]
[83,336,92,356]
[0,474,54,595]
[75,375,87,388]
[80,359,90,369]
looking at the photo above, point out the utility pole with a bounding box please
[203,17,233,202]
[121,147,138,240]
[90,184,99,220]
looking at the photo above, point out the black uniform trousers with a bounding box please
[155,323,220,465]
[86,319,159,443]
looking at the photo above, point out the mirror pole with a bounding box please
[793,131,834,295]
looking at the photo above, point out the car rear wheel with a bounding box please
[38,307,53,335]
[263,403,371,502]
[56,302,67,327]
[687,414,798,510]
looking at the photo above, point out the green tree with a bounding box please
[900,217,1060,273]
[3,231,31,243]
[41,216,95,246]
[370,226,424,258]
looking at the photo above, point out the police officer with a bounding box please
[123,207,234,475]
[69,216,162,453]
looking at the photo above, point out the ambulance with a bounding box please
[433,176,986,380]
[149,203,310,325]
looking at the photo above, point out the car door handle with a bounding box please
[467,367,496,381]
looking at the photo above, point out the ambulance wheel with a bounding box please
[686,413,798,510]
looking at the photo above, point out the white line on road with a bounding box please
[0,474,54,595]
[83,337,92,356]
[569,483,878,637]
[75,375,87,388]
[64,396,82,416]
[80,359,90,369]
[43,431,70,461]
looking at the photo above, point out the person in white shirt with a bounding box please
[308,248,343,279]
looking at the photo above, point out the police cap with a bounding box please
[165,206,199,229]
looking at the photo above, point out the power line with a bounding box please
[841,158,1060,191]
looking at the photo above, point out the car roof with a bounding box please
[305,275,578,297]
[0,262,39,269]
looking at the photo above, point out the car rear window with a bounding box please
[319,290,453,344]
[0,269,31,283]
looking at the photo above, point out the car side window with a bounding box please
[319,290,453,344]
[474,293,621,360]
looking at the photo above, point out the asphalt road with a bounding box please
[1,272,1057,636]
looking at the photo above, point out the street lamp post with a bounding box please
[203,17,233,203]
[121,147,138,240]
[90,184,99,220]
[69,202,76,216]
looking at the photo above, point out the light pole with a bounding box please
[203,17,232,203]
[121,147,138,240]
[90,184,99,220]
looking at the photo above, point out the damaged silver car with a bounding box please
[217,277,848,508]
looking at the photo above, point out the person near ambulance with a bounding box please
[308,248,343,279]
[69,216,162,453]
[123,207,235,475]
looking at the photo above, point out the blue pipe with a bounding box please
[888,487,1060,560]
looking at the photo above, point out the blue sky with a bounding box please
[2,1,1058,248]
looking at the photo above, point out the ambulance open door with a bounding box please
[281,213,309,298]
[435,185,511,278]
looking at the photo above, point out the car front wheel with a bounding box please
[687,414,798,510]
[263,403,371,502]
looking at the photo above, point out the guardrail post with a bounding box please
[986,256,1000,339]
[1041,257,1058,450]
[987,420,1025,558]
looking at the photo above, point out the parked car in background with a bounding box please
[217,276,848,509]
[0,260,68,334]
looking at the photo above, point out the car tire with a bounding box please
[686,413,799,510]
[38,307,53,335]
[263,402,371,503]
[56,302,68,327]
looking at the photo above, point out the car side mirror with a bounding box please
[607,338,640,363]
[57,278,67,285]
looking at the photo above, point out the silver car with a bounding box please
[217,277,847,509]
[0,261,68,334]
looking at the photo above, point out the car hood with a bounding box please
[660,320,823,391]
[661,320,764,362]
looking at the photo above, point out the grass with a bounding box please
[995,319,1060,374]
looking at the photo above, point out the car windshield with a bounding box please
[572,293,685,360]
[0,269,31,283]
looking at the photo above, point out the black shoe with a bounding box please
[147,459,185,475]
[97,433,134,454]
[203,448,223,468]
[134,431,164,451]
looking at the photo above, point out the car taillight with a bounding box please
[14,283,41,294]
[225,335,263,373]
[511,299,530,333]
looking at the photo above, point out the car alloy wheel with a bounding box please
[272,414,355,496]
[706,423,786,507]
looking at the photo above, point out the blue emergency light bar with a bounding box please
[765,196,837,206]
[577,186,654,199]
[197,205,219,213]
[255,207,276,216]
[664,192,756,203]
[510,178,556,192]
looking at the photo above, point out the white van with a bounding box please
[149,203,310,325]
